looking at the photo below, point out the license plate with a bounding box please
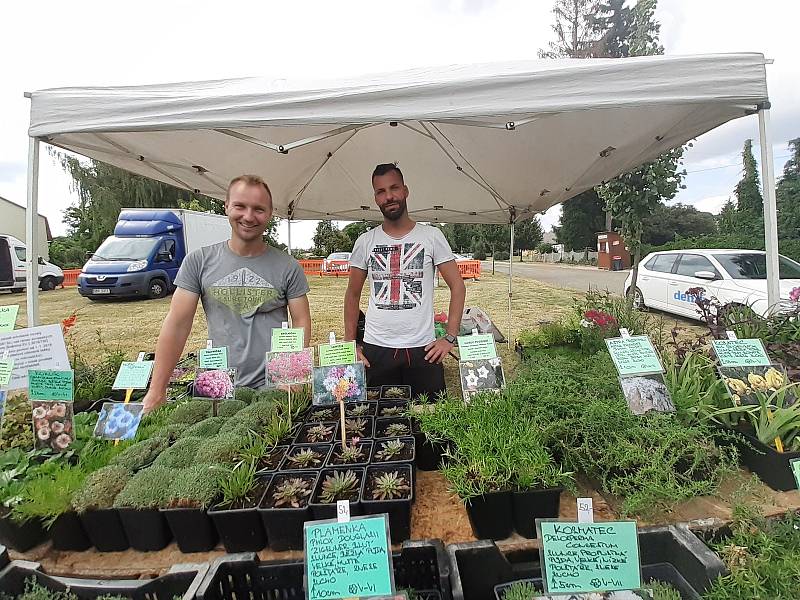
[92,288,110,295]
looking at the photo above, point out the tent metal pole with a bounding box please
[25,137,41,327]
[287,218,292,255]
[508,221,514,346]
[758,107,780,312]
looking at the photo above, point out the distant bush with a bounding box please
[537,243,555,254]
[493,250,510,261]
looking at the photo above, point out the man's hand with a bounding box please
[142,389,167,414]
[357,344,371,368]
[424,338,454,364]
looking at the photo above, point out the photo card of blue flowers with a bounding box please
[93,402,145,440]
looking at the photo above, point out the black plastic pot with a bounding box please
[208,475,270,552]
[80,508,129,552]
[375,416,413,439]
[362,464,414,543]
[162,506,219,552]
[307,406,339,422]
[371,436,416,464]
[118,507,172,551]
[343,415,374,439]
[377,400,409,417]
[734,428,800,491]
[464,490,514,541]
[366,386,382,402]
[345,402,377,417]
[380,384,412,401]
[511,487,563,539]
[256,445,288,474]
[294,421,339,445]
[0,514,46,552]
[259,470,318,551]
[279,444,331,471]
[413,432,449,471]
[326,440,373,468]
[50,511,91,551]
[309,466,365,521]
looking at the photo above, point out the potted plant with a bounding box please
[362,464,414,542]
[208,460,269,552]
[109,437,169,471]
[152,436,203,469]
[308,406,338,422]
[366,387,381,401]
[162,463,224,552]
[258,470,318,551]
[195,432,248,465]
[113,464,174,551]
[381,385,412,400]
[371,437,415,464]
[327,439,372,468]
[378,400,408,417]
[71,464,132,551]
[344,416,374,439]
[345,402,376,417]
[0,449,48,551]
[510,448,573,539]
[295,422,337,444]
[375,417,412,439]
[309,467,365,521]
[280,445,331,471]
[181,416,229,437]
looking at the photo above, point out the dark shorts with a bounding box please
[361,342,446,402]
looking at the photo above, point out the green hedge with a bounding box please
[642,234,800,263]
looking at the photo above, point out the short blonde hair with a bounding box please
[226,175,272,205]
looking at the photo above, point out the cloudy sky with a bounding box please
[1,0,797,249]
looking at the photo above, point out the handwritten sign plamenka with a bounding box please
[0,358,13,387]
[0,305,19,333]
[198,347,228,369]
[539,520,641,594]
[318,341,357,367]
[271,327,305,352]
[711,339,771,368]
[0,324,69,391]
[112,361,154,390]
[28,369,74,401]
[458,333,497,360]
[305,515,394,600]
[605,336,663,376]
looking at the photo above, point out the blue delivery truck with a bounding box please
[78,209,231,300]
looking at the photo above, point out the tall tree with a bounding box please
[777,138,800,238]
[641,203,717,246]
[312,220,350,256]
[717,199,738,236]
[514,217,545,255]
[556,189,607,251]
[733,139,764,233]
[341,221,378,251]
[538,0,602,59]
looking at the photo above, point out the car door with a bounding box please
[155,239,180,285]
[667,253,722,318]
[637,253,678,309]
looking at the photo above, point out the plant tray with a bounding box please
[734,428,800,491]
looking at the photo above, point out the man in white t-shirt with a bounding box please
[344,164,466,400]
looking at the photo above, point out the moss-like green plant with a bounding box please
[195,432,247,465]
[219,400,275,434]
[319,470,359,503]
[234,387,258,404]
[182,416,228,438]
[153,436,203,469]
[371,471,410,500]
[500,581,537,600]
[149,422,190,443]
[167,400,213,425]
[11,464,87,527]
[218,399,247,417]
[166,464,225,509]
[71,465,132,513]
[110,437,169,471]
[113,465,175,509]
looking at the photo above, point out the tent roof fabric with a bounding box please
[28,53,768,224]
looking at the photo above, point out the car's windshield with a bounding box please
[328,253,350,260]
[713,253,800,280]
[92,237,159,261]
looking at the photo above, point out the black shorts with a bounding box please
[360,342,446,402]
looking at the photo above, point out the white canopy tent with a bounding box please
[24,53,779,330]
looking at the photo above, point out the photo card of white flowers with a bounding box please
[618,373,675,416]
[193,368,236,400]
[31,400,74,451]
[312,362,366,405]
[459,357,505,401]
[93,402,145,440]
[265,347,314,387]
[718,364,796,407]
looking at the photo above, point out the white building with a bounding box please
[0,196,52,260]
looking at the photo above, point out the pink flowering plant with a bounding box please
[312,363,366,405]
[193,368,236,400]
[31,400,74,451]
[790,286,800,303]
[266,348,313,387]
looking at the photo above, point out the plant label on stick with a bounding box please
[271,327,305,352]
[726,330,738,340]
[312,363,366,405]
[0,305,19,333]
[458,333,497,360]
[112,361,154,390]
[577,498,594,523]
[319,341,357,366]
[791,458,800,490]
[538,520,642,595]
[337,500,351,523]
[265,348,314,387]
[605,336,663,376]
[28,369,74,401]
[0,324,70,391]
[199,346,228,369]
[711,339,770,368]
[0,358,13,387]
[619,327,630,338]
[94,402,145,440]
[304,514,395,600]
[32,400,75,451]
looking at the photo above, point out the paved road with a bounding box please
[482,260,629,293]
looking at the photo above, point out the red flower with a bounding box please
[584,309,617,329]
[61,312,77,334]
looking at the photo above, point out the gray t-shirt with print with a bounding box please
[174,242,310,388]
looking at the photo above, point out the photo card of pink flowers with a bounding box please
[312,363,366,406]
[32,400,74,451]
[265,348,314,387]
[193,367,236,400]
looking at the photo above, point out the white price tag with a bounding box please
[336,499,350,523]
[136,352,146,362]
[329,331,336,345]
[282,321,289,329]
[206,339,213,350]
[619,328,631,339]
[471,328,479,336]
[726,330,738,340]
[577,497,594,523]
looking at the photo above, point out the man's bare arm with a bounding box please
[344,267,369,366]
[288,294,312,347]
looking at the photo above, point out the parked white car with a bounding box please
[0,235,64,292]
[321,252,351,274]
[624,249,800,320]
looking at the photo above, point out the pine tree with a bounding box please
[733,139,764,233]
[538,0,602,58]
[777,138,800,239]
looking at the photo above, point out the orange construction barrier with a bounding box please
[299,259,324,276]
[62,269,81,287]
[457,260,481,279]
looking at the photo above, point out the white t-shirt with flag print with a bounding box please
[350,223,455,348]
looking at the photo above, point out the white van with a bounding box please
[0,235,64,293]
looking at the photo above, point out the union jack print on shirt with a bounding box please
[369,243,425,310]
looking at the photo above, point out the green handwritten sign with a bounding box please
[791,458,800,490]
[271,327,305,352]
[318,341,357,367]
[712,339,771,368]
[112,361,154,390]
[458,333,497,360]
[199,347,228,369]
[305,515,394,600]
[539,520,641,594]
[605,336,663,376]
[0,359,14,387]
[28,369,74,401]
[0,305,19,333]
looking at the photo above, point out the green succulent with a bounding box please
[335,441,366,464]
[110,437,169,471]
[383,386,408,399]
[113,465,176,509]
[318,470,360,503]
[345,418,368,436]
[287,448,323,468]
[182,416,228,438]
[218,399,247,417]
[271,477,312,508]
[166,464,225,509]
[380,406,404,417]
[167,400,213,425]
[311,407,336,421]
[306,423,334,443]
[371,470,410,500]
[384,422,410,437]
[195,432,247,465]
[71,465,132,513]
[347,404,371,417]
[153,436,203,469]
[375,439,406,461]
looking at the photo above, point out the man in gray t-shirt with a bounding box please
[142,175,311,412]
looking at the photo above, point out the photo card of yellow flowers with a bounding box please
[718,364,797,407]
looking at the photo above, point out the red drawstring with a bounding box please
[392,348,412,366]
